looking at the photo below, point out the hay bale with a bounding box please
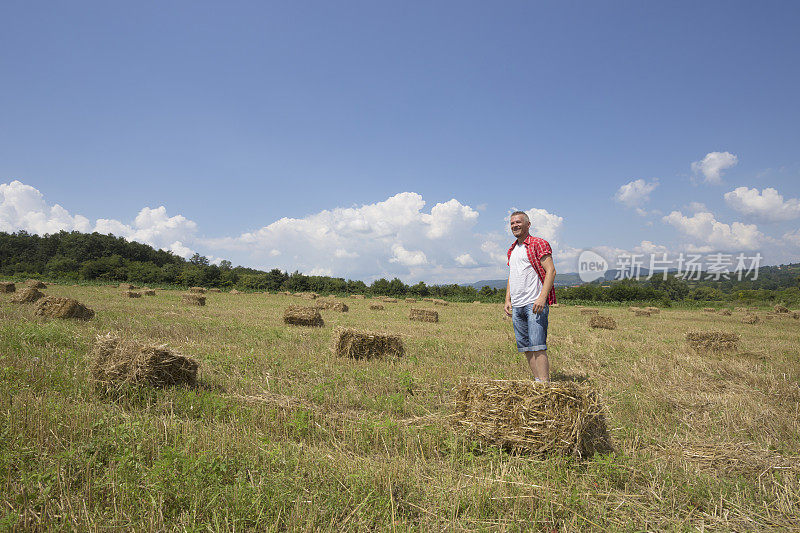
[741,314,760,324]
[406,298,418,303]
[181,293,206,306]
[283,305,324,327]
[717,309,732,316]
[230,289,241,294]
[315,299,349,312]
[208,288,222,293]
[0,281,16,293]
[26,279,47,289]
[119,283,133,290]
[382,297,398,303]
[409,308,438,323]
[422,297,434,302]
[774,304,789,313]
[550,303,560,308]
[369,303,385,311]
[433,299,449,306]
[748,306,759,311]
[734,307,747,312]
[628,306,641,312]
[351,294,365,299]
[12,287,44,303]
[686,332,740,353]
[589,315,616,330]
[580,309,599,316]
[635,310,651,317]
[143,289,156,296]
[189,287,207,294]
[332,327,403,359]
[454,379,611,458]
[90,333,198,390]
[644,307,661,314]
[34,296,94,320]
[702,307,716,313]
[124,291,142,298]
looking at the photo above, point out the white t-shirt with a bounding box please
[509,242,542,307]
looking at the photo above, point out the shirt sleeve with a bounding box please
[535,239,553,260]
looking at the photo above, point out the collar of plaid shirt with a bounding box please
[507,235,557,305]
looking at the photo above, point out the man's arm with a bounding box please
[504,278,512,316]
[532,254,556,313]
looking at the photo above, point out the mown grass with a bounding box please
[1,286,798,531]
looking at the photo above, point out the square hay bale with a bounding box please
[12,287,44,303]
[406,298,417,303]
[189,287,207,294]
[734,307,747,312]
[230,289,241,294]
[351,294,365,299]
[332,327,404,359]
[550,303,560,308]
[644,307,661,314]
[26,279,47,289]
[208,288,222,293]
[382,297,398,303]
[580,309,599,315]
[124,290,142,298]
[90,333,198,391]
[34,296,94,320]
[119,283,134,290]
[774,304,789,313]
[433,299,449,306]
[143,289,156,296]
[369,303,385,311]
[742,314,760,324]
[0,281,16,293]
[454,379,611,458]
[409,308,438,323]
[589,315,616,330]
[702,307,716,313]
[628,306,641,312]
[422,297,434,302]
[635,310,651,317]
[686,332,740,353]
[315,299,349,312]
[283,305,324,327]
[181,293,206,306]
[717,308,732,316]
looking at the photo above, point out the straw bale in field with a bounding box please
[550,303,560,308]
[12,287,44,303]
[717,308,732,316]
[230,289,241,294]
[0,281,15,293]
[628,306,641,312]
[774,304,789,313]
[143,290,156,296]
[189,286,207,294]
[350,294,365,299]
[119,283,133,290]
[741,314,759,324]
[409,308,438,323]
[34,296,94,320]
[686,332,740,353]
[644,307,661,314]
[433,299,449,306]
[406,298,417,303]
[90,333,198,390]
[279,291,292,296]
[316,299,348,312]
[26,279,47,289]
[332,327,404,359]
[748,306,759,311]
[635,310,651,317]
[422,297,434,302]
[454,379,611,458]
[702,307,716,313]
[369,303,385,311]
[734,307,747,312]
[589,315,616,330]
[208,288,221,293]
[124,290,142,298]
[181,293,206,306]
[283,305,324,327]
[382,297,398,303]
[580,309,599,316]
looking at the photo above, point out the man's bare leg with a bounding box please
[525,350,549,381]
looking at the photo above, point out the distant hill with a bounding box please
[467,273,582,290]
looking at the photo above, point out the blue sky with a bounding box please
[2,1,799,283]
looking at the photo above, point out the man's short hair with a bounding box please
[510,211,530,223]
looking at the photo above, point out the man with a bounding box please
[504,211,557,382]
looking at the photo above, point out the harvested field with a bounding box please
[422,297,434,302]
[644,307,661,314]
[742,314,760,324]
[181,293,206,306]
[124,291,142,298]
[283,306,324,327]
[119,283,134,290]
[0,281,15,293]
[34,296,94,320]
[580,309,599,316]
[369,303,385,311]
[635,310,651,317]
[409,308,438,323]
[189,287,207,294]
[11,287,44,303]
[331,327,404,359]
[230,289,241,294]
[717,309,731,316]
[589,315,616,330]
[26,279,47,289]
[433,299,449,306]
[686,332,740,353]
[90,333,198,390]
[454,379,610,458]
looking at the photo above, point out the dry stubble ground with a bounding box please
[0,285,798,531]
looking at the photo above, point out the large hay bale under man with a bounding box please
[26,279,47,289]
[332,327,403,359]
[686,332,740,353]
[34,296,94,320]
[90,333,198,391]
[283,305,324,327]
[12,287,44,303]
[454,379,610,458]
[409,308,438,323]
[589,315,616,330]
[181,293,206,306]
[0,281,15,293]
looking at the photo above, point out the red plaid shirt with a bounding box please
[507,235,557,304]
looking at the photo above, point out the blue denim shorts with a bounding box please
[512,303,549,352]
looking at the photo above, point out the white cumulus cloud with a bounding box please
[724,186,800,222]
[662,210,763,250]
[691,151,738,184]
[390,244,428,266]
[0,180,92,234]
[614,178,659,207]
[454,253,477,266]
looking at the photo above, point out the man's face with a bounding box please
[510,215,530,238]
